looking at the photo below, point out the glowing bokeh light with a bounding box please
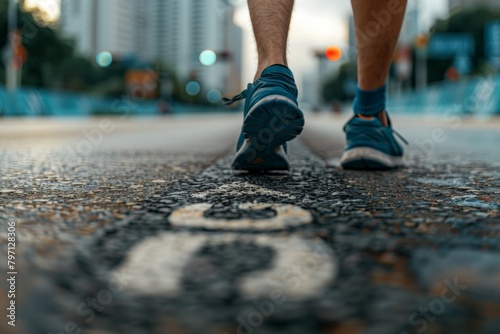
[186,81,201,96]
[207,89,222,103]
[199,50,217,66]
[325,46,342,62]
[96,51,113,67]
[24,0,60,23]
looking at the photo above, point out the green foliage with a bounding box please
[0,0,206,105]
[0,0,9,82]
[0,0,8,43]
[322,61,357,103]
[0,0,74,87]
[21,21,74,87]
[1,3,66,87]
[0,1,137,96]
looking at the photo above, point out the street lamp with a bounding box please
[7,0,18,91]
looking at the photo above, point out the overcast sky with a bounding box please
[234,0,449,86]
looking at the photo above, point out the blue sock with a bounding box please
[353,85,386,116]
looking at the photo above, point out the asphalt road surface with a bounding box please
[0,113,499,334]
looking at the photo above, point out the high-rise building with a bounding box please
[59,0,242,96]
[449,0,500,11]
[148,0,242,94]
[60,0,149,61]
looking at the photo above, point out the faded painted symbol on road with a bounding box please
[115,233,337,300]
[114,195,335,300]
[169,203,313,231]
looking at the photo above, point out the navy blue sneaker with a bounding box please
[340,113,408,170]
[224,65,304,171]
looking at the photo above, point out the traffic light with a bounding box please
[325,46,343,62]
[415,34,428,49]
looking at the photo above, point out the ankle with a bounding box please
[359,111,388,127]
[353,84,388,125]
[254,58,287,81]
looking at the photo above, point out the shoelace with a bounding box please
[223,80,267,106]
[385,113,409,145]
[393,129,409,145]
[371,112,409,146]
[223,72,296,106]
[345,115,410,146]
[223,89,248,105]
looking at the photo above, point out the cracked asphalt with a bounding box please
[0,113,499,334]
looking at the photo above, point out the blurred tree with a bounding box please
[0,0,74,87]
[0,0,6,41]
[0,0,9,81]
[0,0,128,94]
[428,6,500,82]
[59,56,100,91]
[0,0,190,103]
[322,61,357,103]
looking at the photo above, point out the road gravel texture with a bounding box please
[0,116,499,334]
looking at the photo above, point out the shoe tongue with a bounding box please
[261,64,294,79]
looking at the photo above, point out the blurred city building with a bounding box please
[449,0,500,12]
[309,4,421,107]
[59,0,242,98]
[148,0,242,95]
[60,0,150,61]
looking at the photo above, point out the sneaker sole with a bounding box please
[340,147,403,170]
[232,95,304,171]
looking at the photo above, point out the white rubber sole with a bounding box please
[340,147,403,170]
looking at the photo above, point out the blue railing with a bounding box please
[387,74,500,117]
[2,75,499,117]
[0,86,161,117]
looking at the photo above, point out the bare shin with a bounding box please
[351,0,407,90]
[248,0,294,81]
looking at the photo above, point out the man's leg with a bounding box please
[248,0,294,81]
[226,0,303,171]
[341,0,408,170]
[352,0,407,125]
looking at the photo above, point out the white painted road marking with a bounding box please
[169,203,313,231]
[115,233,337,300]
